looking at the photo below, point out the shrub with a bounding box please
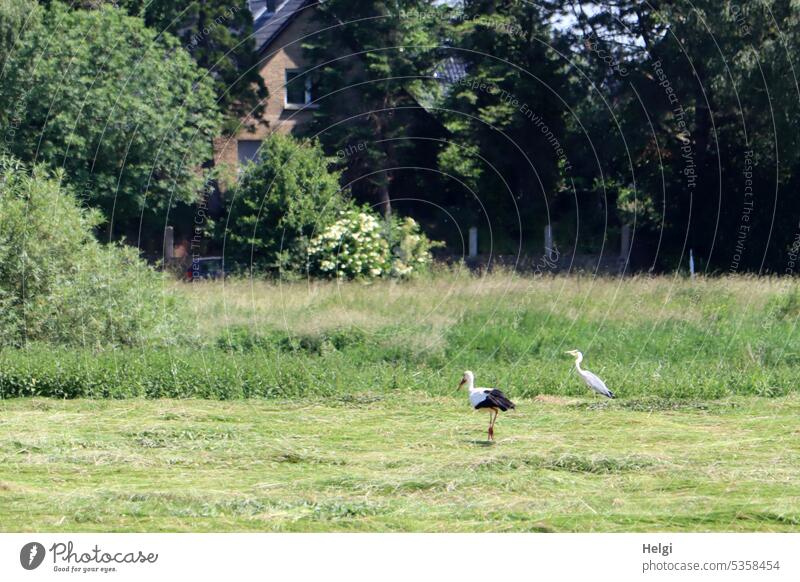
[223,134,349,272]
[0,157,181,347]
[307,209,390,278]
[307,210,439,279]
[386,215,441,277]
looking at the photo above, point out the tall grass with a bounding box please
[2,272,800,399]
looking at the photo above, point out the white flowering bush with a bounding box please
[308,210,439,279]
[308,210,390,278]
[387,216,438,277]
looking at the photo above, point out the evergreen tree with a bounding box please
[302,0,446,217]
[438,0,571,251]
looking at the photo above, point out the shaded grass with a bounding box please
[0,395,798,532]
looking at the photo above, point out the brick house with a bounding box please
[213,0,316,176]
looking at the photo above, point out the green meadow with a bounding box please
[0,395,798,532]
[1,273,800,531]
[2,273,800,399]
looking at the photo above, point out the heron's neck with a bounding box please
[574,355,583,372]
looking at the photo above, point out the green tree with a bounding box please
[41,1,267,134]
[438,0,571,251]
[222,134,350,272]
[0,2,222,241]
[303,0,446,216]
[563,0,800,271]
[0,0,37,69]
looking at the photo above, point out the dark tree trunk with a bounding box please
[378,182,392,218]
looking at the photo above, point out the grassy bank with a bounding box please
[0,395,798,532]
[2,273,800,399]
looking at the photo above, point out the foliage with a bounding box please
[0,1,221,240]
[0,156,181,348]
[438,0,571,242]
[0,0,38,69]
[303,0,447,215]
[222,134,349,272]
[308,210,390,279]
[68,0,268,134]
[387,215,441,277]
[561,0,800,270]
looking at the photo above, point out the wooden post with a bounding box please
[544,224,553,259]
[468,227,478,258]
[619,224,631,272]
[164,226,174,262]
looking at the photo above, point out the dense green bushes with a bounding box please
[0,157,181,348]
[222,134,349,272]
[222,135,440,278]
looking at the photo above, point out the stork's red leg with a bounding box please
[488,410,498,440]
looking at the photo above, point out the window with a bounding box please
[237,140,262,166]
[285,69,313,107]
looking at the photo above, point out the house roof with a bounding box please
[252,0,311,54]
[432,56,468,85]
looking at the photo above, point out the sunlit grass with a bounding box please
[0,394,798,532]
[4,272,800,399]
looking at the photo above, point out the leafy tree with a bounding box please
[563,0,800,271]
[41,0,267,134]
[0,2,222,242]
[0,0,37,69]
[0,156,181,348]
[222,134,349,272]
[437,0,571,251]
[303,0,446,216]
[124,0,268,134]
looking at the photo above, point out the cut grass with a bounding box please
[1,394,798,532]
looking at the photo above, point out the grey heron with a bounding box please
[565,350,615,398]
[457,370,516,441]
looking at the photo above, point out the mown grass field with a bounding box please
[1,273,800,531]
[0,394,798,532]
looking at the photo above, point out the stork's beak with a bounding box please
[456,378,465,391]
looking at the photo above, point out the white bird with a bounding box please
[457,370,516,441]
[565,350,615,398]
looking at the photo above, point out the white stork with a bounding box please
[565,350,615,398]
[457,370,516,441]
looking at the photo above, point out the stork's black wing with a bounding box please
[475,389,516,411]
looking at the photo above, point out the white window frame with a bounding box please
[284,69,317,110]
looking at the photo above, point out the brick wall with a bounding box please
[214,9,317,188]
